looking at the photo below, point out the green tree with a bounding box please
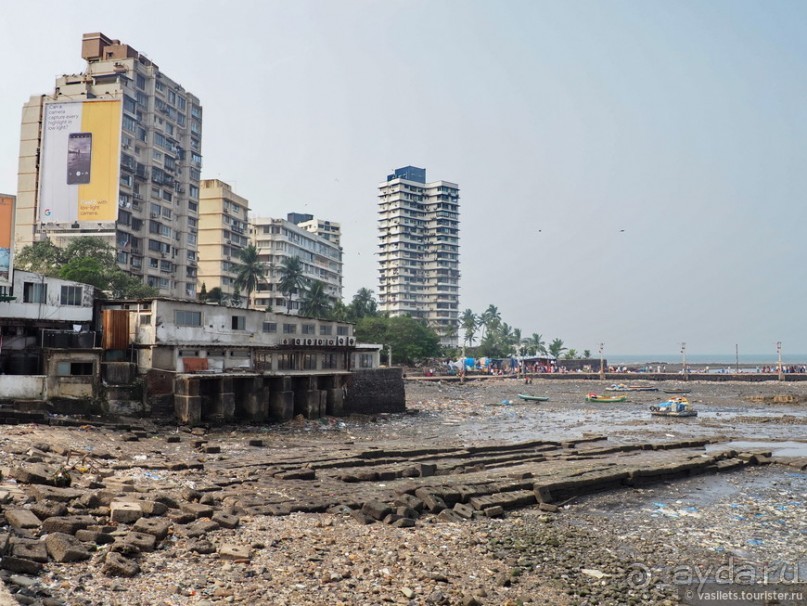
[206,287,229,305]
[232,244,267,308]
[329,299,351,322]
[14,239,63,274]
[278,256,307,313]
[198,282,208,302]
[350,287,378,320]
[583,349,591,359]
[529,333,547,356]
[548,338,567,359]
[563,348,578,360]
[15,237,157,298]
[480,304,501,338]
[299,280,332,318]
[353,315,441,365]
[460,309,479,350]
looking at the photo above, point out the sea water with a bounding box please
[607,353,807,366]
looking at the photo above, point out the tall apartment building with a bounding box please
[288,213,342,248]
[377,166,460,346]
[14,32,202,299]
[197,179,250,299]
[251,214,343,313]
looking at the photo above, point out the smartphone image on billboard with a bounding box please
[67,132,92,185]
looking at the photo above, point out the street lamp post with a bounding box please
[599,343,605,380]
[681,342,687,381]
[777,341,783,381]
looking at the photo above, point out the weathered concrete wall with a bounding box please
[0,375,46,400]
[345,368,406,414]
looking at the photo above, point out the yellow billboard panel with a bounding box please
[0,195,13,286]
[38,100,122,224]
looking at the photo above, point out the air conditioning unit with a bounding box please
[133,193,143,201]
[281,338,289,345]
[327,339,334,346]
[348,337,356,346]
[150,212,159,218]
[295,338,302,346]
[306,339,313,346]
[317,339,323,346]
[337,337,345,346]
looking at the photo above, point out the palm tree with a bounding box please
[460,309,479,350]
[529,333,547,356]
[278,256,307,313]
[500,322,516,353]
[548,338,567,360]
[512,328,525,356]
[233,244,267,308]
[480,304,501,338]
[350,288,378,319]
[299,280,332,318]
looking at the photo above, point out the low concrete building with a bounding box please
[99,298,384,424]
[0,271,101,404]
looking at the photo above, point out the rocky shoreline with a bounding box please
[0,379,803,605]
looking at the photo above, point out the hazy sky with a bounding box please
[2,0,807,356]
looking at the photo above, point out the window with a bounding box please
[277,353,295,371]
[262,322,277,333]
[175,310,202,326]
[303,354,317,370]
[122,114,137,133]
[282,324,297,334]
[319,325,333,336]
[337,326,349,336]
[322,353,338,370]
[359,354,374,369]
[23,282,47,303]
[139,314,152,325]
[56,361,94,376]
[231,316,246,330]
[302,324,315,335]
[60,286,83,306]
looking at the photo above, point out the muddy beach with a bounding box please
[0,378,803,606]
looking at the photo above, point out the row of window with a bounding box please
[22,283,83,306]
[172,310,348,337]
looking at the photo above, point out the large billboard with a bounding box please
[0,195,13,287]
[38,100,122,224]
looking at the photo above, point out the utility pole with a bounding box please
[681,342,687,381]
[777,341,783,381]
[388,344,393,367]
[599,343,605,380]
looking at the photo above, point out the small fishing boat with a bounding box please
[627,384,659,392]
[586,393,627,403]
[517,394,549,402]
[662,387,692,395]
[649,397,698,417]
[604,383,630,392]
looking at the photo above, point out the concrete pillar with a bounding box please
[241,377,268,422]
[216,377,236,422]
[174,377,202,426]
[327,387,345,416]
[269,377,294,422]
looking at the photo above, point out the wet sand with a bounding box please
[0,378,803,606]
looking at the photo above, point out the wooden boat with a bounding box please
[627,384,658,392]
[649,397,698,417]
[517,394,549,402]
[663,387,692,395]
[604,383,630,392]
[586,393,627,403]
